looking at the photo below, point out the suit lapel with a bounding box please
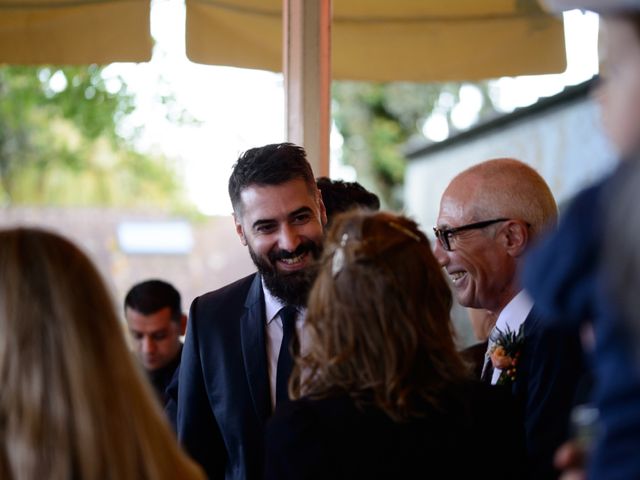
[240,274,272,422]
[512,307,539,396]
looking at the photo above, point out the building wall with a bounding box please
[0,208,256,320]
[405,97,616,232]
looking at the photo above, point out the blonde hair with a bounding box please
[295,211,469,421]
[0,228,203,480]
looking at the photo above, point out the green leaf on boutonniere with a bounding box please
[489,324,525,386]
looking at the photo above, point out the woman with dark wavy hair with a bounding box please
[265,211,525,479]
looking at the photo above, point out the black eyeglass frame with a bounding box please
[432,218,511,252]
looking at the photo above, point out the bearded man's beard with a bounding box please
[249,240,322,307]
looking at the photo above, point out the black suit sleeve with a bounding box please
[164,367,179,432]
[473,384,527,480]
[518,315,586,480]
[178,296,227,480]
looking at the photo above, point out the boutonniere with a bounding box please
[489,324,525,385]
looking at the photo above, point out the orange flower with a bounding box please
[490,346,514,369]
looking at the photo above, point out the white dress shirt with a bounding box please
[486,289,533,385]
[262,279,306,410]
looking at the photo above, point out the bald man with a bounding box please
[434,159,586,480]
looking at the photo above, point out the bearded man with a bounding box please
[177,143,327,480]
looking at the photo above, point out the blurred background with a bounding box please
[0,1,611,345]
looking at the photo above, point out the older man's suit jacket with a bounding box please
[462,308,585,479]
[512,308,586,480]
[177,273,270,480]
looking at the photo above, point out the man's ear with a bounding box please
[233,212,248,246]
[179,314,187,336]
[317,191,328,228]
[502,220,529,257]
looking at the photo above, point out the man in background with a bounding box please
[316,176,380,226]
[124,279,186,408]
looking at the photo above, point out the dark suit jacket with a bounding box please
[513,308,586,480]
[148,344,182,407]
[265,383,526,480]
[164,364,180,432]
[178,273,270,480]
[461,309,586,479]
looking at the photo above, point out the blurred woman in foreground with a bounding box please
[265,211,525,480]
[0,227,203,480]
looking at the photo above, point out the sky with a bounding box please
[103,2,599,216]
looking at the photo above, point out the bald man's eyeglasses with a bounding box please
[433,218,510,252]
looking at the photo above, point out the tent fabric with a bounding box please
[185,0,566,82]
[0,0,565,79]
[0,0,152,65]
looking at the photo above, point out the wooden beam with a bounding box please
[283,0,331,177]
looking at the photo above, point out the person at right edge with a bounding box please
[525,1,640,479]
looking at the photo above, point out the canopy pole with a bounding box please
[283,0,331,177]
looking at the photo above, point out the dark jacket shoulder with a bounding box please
[265,383,525,480]
[195,272,257,308]
[189,273,258,325]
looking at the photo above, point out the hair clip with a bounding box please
[331,233,349,277]
[388,222,421,242]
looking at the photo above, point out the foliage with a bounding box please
[0,65,195,213]
[332,81,495,209]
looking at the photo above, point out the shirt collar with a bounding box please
[495,289,533,333]
[261,278,306,325]
[262,278,286,325]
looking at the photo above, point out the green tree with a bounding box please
[332,81,495,209]
[0,65,194,213]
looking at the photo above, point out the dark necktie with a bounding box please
[276,305,298,406]
[481,358,495,384]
